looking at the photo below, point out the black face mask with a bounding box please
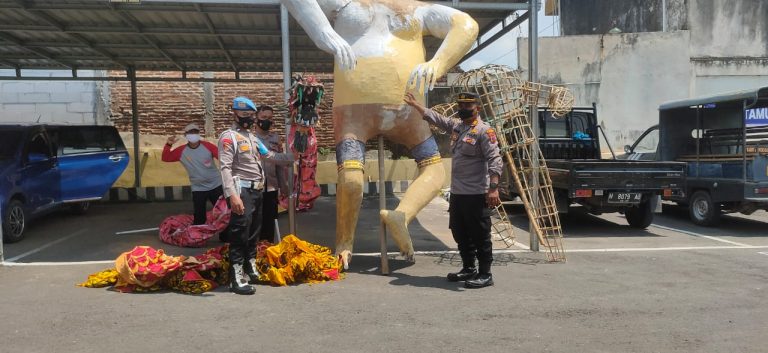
[256,119,273,131]
[237,116,254,129]
[457,108,475,120]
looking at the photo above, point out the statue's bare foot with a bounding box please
[337,250,352,270]
[380,210,415,262]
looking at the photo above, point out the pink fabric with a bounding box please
[280,124,321,211]
[159,197,230,247]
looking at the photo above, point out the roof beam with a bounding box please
[0,2,279,14]
[0,32,71,69]
[0,24,304,37]
[10,0,129,68]
[195,3,238,72]
[459,11,529,64]
[108,6,186,71]
[12,40,323,52]
[0,59,18,68]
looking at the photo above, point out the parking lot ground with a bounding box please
[1,196,767,352]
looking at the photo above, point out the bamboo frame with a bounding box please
[491,202,516,248]
[451,64,573,262]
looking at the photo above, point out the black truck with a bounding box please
[501,106,686,229]
[621,86,768,226]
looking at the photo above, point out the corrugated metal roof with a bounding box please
[0,0,528,73]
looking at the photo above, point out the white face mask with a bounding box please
[186,134,201,144]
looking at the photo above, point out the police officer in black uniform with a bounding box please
[404,91,503,288]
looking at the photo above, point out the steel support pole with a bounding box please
[0,204,4,264]
[528,1,539,252]
[378,135,390,275]
[280,4,296,236]
[128,67,141,188]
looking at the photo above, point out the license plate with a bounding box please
[608,192,642,204]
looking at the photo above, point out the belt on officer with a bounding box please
[238,179,264,191]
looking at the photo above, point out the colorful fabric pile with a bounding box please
[159,197,230,247]
[78,245,229,294]
[255,235,343,286]
[78,235,342,293]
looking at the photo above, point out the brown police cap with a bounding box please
[456,92,479,103]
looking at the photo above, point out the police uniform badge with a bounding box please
[486,128,498,144]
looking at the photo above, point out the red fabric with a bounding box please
[159,197,230,247]
[280,125,321,211]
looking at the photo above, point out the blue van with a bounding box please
[0,124,129,242]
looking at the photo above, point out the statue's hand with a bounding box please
[408,60,443,93]
[318,30,356,71]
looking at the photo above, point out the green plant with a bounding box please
[318,147,332,156]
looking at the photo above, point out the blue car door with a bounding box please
[19,128,60,214]
[56,126,129,201]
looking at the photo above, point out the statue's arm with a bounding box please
[279,0,356,70]
[409,4,479,91]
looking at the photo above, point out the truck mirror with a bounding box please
[624,145,632,154]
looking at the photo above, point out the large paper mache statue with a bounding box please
[281,0,478,268]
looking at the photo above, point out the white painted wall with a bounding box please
[515,0,768,152]
[519,31,693,150]
[0,70,110,125]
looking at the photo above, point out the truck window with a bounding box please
[28,133,52,158]
[634,128,659,154]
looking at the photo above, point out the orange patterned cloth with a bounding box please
[256,235,343,286]
[78,245,229,294]
[114,246,183,291]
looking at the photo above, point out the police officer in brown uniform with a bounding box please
[404,91,502,288]
[219,97,294,295]
[253,105,290,242]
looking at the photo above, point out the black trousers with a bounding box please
[449,194,493,274]
[192,185,223,225]
[227,188,263,266]
[259,190,279,242]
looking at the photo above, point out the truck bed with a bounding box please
[546,159,686,191]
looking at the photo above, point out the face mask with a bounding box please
[458,108,475,120]
[237,116,254,129]
[185,134,201,144]
[256,119,273,131]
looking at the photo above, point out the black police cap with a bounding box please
[456,91,479,103]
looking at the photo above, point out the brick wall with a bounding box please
[108,70,453,153]
[108,70,338,149]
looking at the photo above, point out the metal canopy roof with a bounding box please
[659,86,768,111]
[0,0,529,74]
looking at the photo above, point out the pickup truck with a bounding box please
[620,86,768,226]
[501,106,686,229]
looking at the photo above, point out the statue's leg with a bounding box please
[335,138,366,270]
[380,111,446,262]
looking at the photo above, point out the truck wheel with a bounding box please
[689,190,720,226]
[3,200,26,243]
[626,201,653,229]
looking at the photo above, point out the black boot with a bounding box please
[229,263,255,295]
[447,267,477,282]
[465,273,493,289]
[243,258,260,285]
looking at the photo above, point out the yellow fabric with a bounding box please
[256,235,344,286]
[77,269,119,288]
